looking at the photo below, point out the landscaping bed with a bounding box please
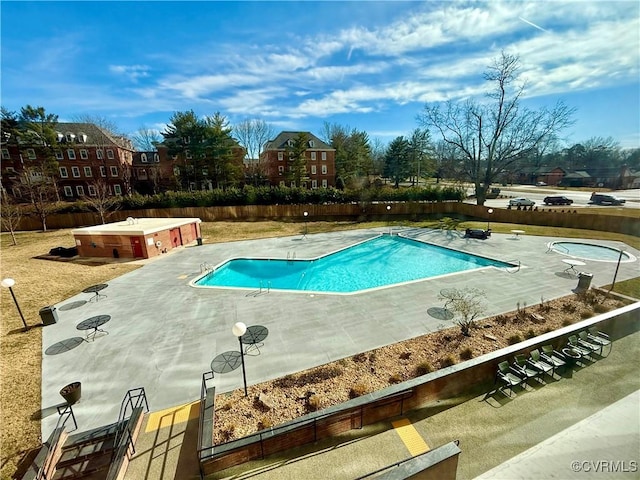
[213,289,631,444]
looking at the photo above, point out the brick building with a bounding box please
[260,132,336,188]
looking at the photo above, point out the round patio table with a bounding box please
[77,314,111,341]
[562,259,586,275]
[83,283,108,302]
[211,351,242,374]
[241,325,269,355]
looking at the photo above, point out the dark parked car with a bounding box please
[465,228,491,239]
[590,193,626,206]
[544,195,573,205]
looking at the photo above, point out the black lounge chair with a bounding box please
[528,349,555,378]
[513,354,543,385]
[496,361,525,397]
[587,327,612,356]
[541,345,567,373]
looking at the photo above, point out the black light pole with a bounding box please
[487,208,493,231]
[1,278,28,331]
[232,322,248,396]
[303,211,308,238]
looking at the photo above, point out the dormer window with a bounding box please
[309,140,314,148]
[287,140,293,147]
[56,132,64,143]
[154,154,159,163]
[78,133,88,143]
[65,133,76,143]
[141,153,148,163]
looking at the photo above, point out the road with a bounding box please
[473,186,640,210]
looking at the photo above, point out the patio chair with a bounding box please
[541,345,567,373]
[566,335,594,361]
[578,331,605,357]
[513,354,543,384]
[587,327,613,347]
[496,361,525,397]
[527,349,555,378]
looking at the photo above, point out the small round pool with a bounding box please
[548,241,636,262]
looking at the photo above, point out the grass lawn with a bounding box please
[1,219,638,478]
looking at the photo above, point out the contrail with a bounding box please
[519,17,548,33]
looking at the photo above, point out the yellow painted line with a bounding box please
[145,401,200,433]
[177,274,188,280]
[391,418,430,456]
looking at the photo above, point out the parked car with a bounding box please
[589,193,626,206]
[508,197,535,207]
[544,195,574,205]
[536,181,547,186]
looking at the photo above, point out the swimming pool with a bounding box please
[548,241,636,263]
[194,235,513,294]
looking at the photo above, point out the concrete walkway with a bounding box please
[41,227,639,441]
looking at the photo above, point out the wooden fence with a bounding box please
[5,202,639,237]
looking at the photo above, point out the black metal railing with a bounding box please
[33,404,77,480]
[112,387,149,461]
[197,371,215,479]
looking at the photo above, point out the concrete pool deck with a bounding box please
[41,227,640,439]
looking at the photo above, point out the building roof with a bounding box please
[263,131,334,151]
[563,170,592,179]
[72,217,201,236]
[53,122,134,150]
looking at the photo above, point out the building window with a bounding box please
[71,166,80,177]
[55,151,63,160]
[63,186,73,197]
[67,149,76,160]
[26,148,36,160]
[186,150,192,159]
[88,185,97,196]
[278,152,283,161]
[1,148,9,159]
[311,165,317,174]
[141,153,147,163]
[311,179,317,189]
[106,149,114,159]
[113,184,122,195]
[154,153,159,162]
[83,166,92,177]
[80,149,88,159]
[321,152,327,161]
[100,166,106,177]
[278,165,284,175]
[302,181,307,188]
[290,181,296,187]
[311,152,316,161]
[59,166,68,178]
[5,166,15,173]
[97,149,104,159]
[322,165,327,174]
[65,133,76,142]
[110,166,118,176]
[309,140,314,147]
[322,179,328,188]
[76,185,84,196]
[279,180,285,186]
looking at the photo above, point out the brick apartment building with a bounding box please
[1,122,135,200]
[260,131,336,188]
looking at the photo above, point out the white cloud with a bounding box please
[109,64,150,81]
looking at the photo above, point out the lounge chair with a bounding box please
[513,354,543,384]
[528,349,555,378]
[496,361,524,397]
[578,331,604,356]
[567,335,594,361]
[587,327,612,356]
[541,345,567,373]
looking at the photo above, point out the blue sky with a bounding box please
[2,1,639,149]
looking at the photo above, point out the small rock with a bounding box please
[483,333,498,341]
[258,393,275,410]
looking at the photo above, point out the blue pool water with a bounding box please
[195,235,512,294]
[550,241,635,262]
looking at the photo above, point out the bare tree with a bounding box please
[82,178,120,224]
[418,52,575,205]
[0,191,23,245]
[70,113,121,136]
[19,168,58,231]
[132,126,162,151]
[438,287,487,336]
[233,119,274,185]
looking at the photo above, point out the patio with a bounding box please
[40,227,640,439]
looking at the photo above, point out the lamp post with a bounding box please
[487,208,493,231]
[303,211,308,238]
[232,322,248,396]
[1,278,28,331]
[386,205,391,234]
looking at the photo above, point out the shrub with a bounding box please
[459,347,473,360]
[507,334,523,345]
[593,303,609,314]
[349,383,370,398]
[257,416,273,430]
[388,373,403,384]
[220,402,232,412]
[440,356,456,368]
[562,319,573,327]
[220,424,236,442]
[579,310,592,319]
[561,303,577,313]
[399,351,412,360]
[306,395,321,412]
[352,352,368,363]
[415,362,433,376]
[525,329,537,339]
[495,314,508,325]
